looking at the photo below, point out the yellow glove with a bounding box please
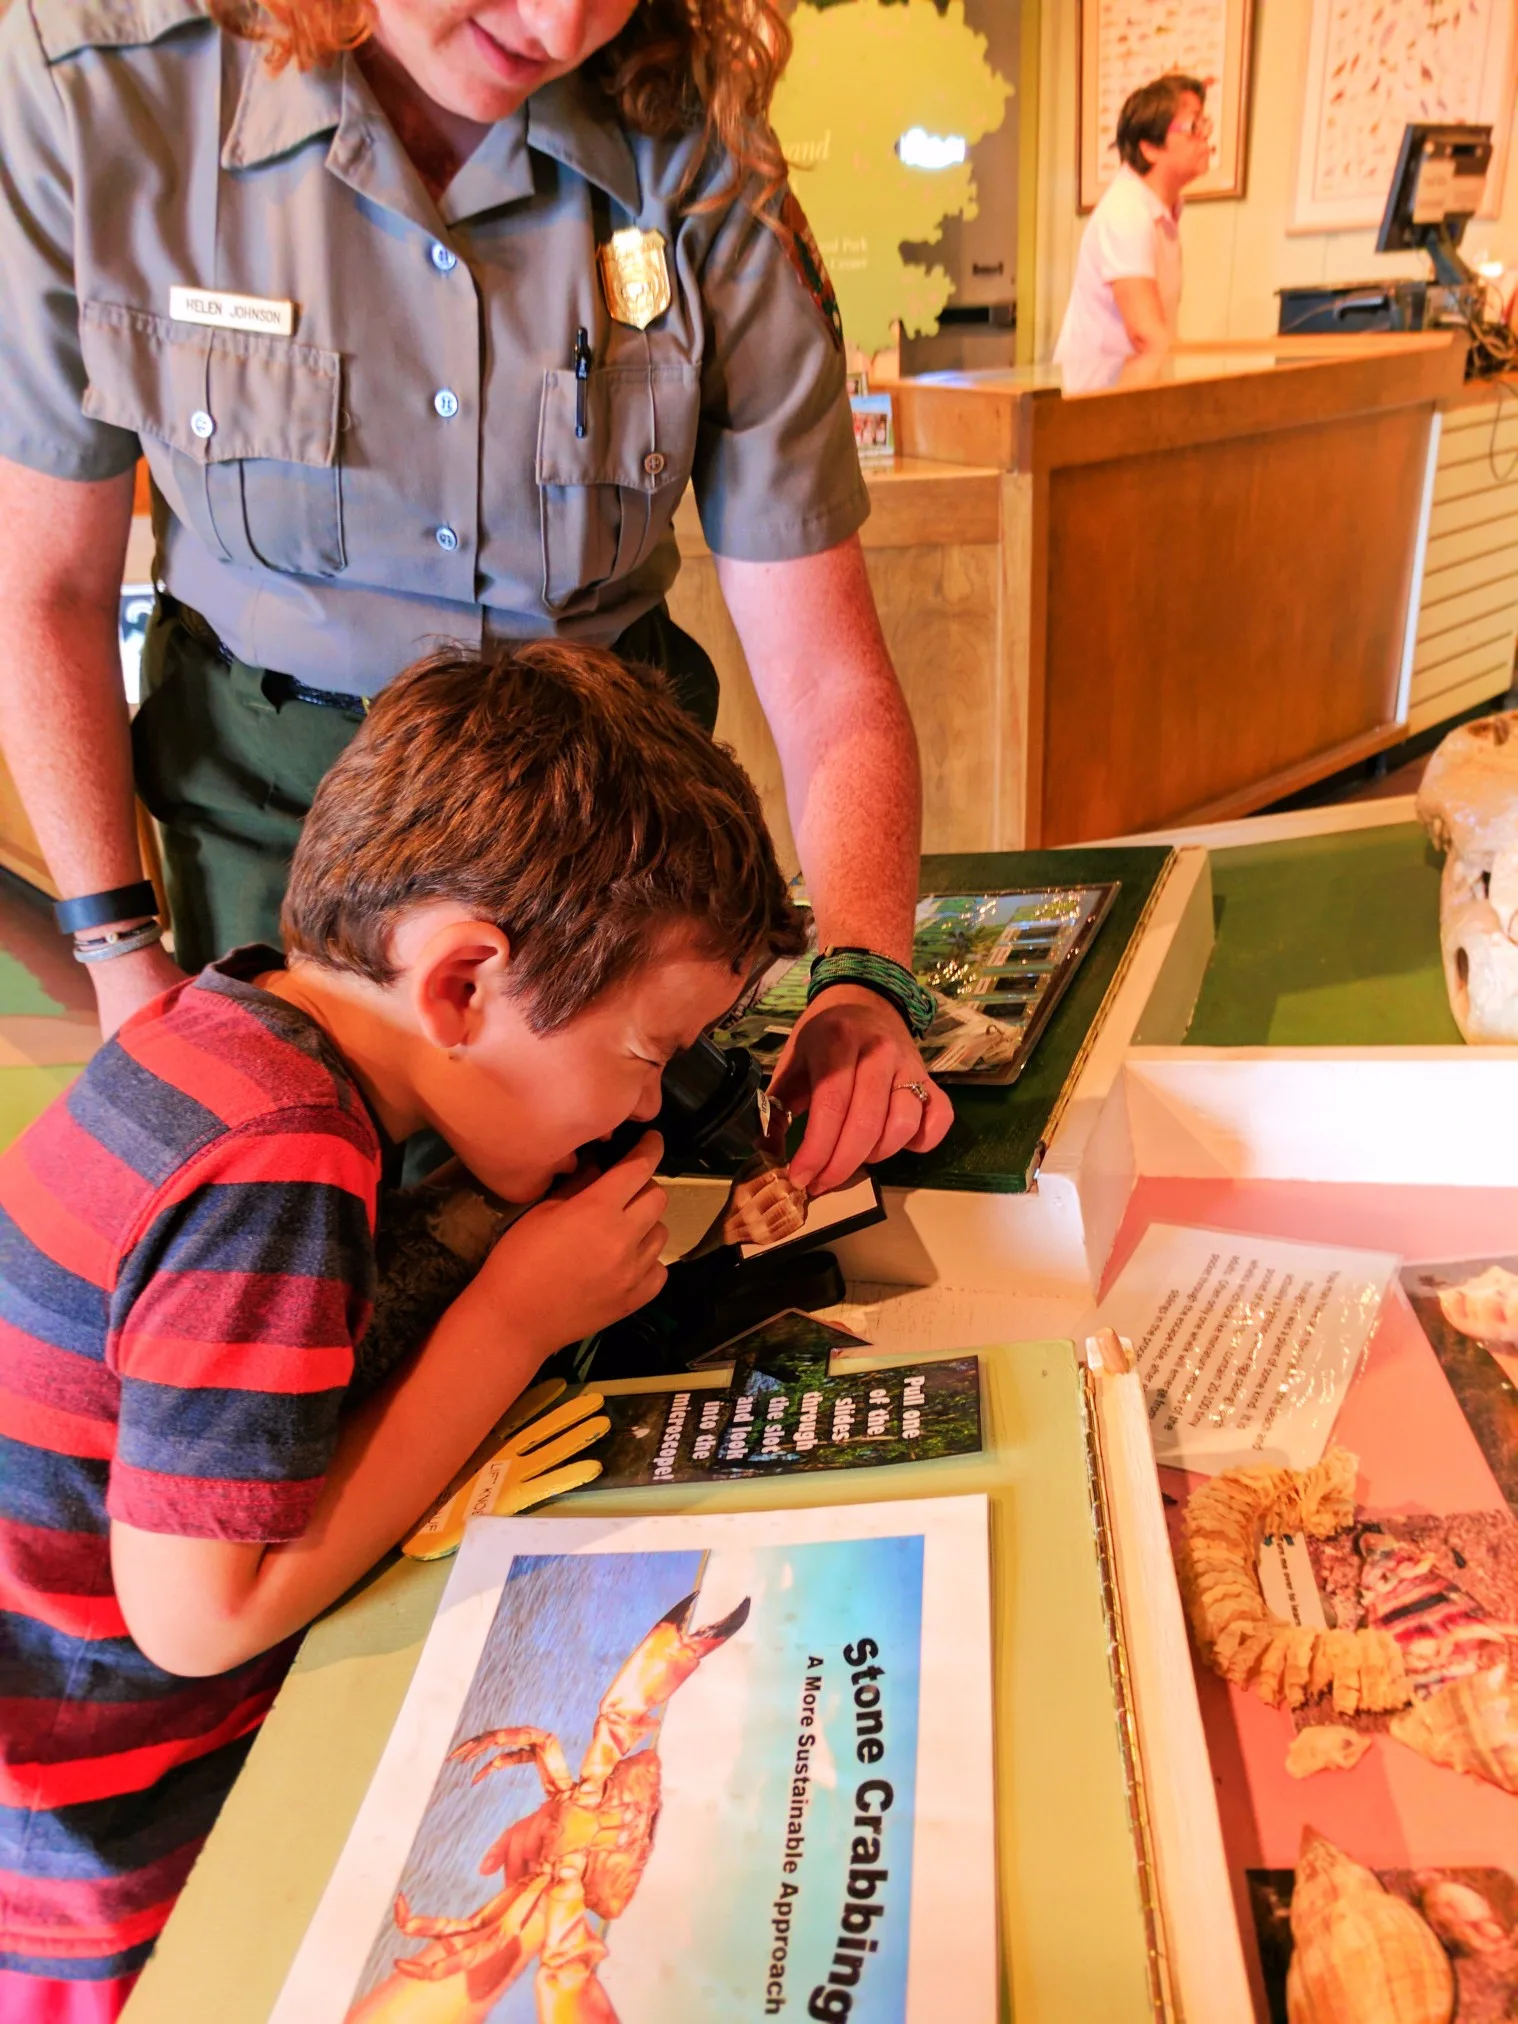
[402,1381,611,1561]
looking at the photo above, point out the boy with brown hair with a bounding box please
[0,641,805,2023]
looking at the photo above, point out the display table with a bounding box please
[122,1349,1161,2024]
[111,794,1518,2024]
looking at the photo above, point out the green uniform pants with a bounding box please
[132,599,720,974]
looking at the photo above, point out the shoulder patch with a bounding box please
[778,189,844,352]
[34,0,209,65]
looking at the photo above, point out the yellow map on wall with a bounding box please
[771,0,1012,355]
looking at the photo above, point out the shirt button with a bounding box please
[435,525,460,552]
[433,388,460,420]
[643,450,666,476]
[430,241,458,273]
[190,409,215,439]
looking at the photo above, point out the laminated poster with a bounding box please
[590,1321,983,1489]
[272,1498,996,2024]
[1096,1223,1396,1473]
[1401,1254,1518,1516]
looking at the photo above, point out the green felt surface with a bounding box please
[875,846,1174,1193]
[0,949,65,1017]
[1185,822,1461,1046]
[123,1345,1156,2024]
[0,1064,80,1143]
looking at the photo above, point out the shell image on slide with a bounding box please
[347,1594,750,2024]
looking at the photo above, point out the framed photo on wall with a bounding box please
[1078,0,1256,212]
[1290,0,1516,233]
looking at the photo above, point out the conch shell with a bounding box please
[721,1156,807,1248]
[1435,1263,1518,1344]
[1413,1872,1511,1955]
[1286,1829,1453,2024]
[1177,1448,1411,1715]
[1390,1661,1518,1797]
[687,1152,809,1259]
[1285,1725,1372,1779]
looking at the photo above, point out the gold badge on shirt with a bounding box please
[597,228,671,330]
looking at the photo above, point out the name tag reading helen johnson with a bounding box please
[168,285,296,338]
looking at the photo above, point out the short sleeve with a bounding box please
[106,1121,377,1543]
[692,181,869,563]
[0,3,140,480]
[1086,191,1158,285]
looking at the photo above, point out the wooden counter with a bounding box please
[901,336,1466,843]
[677,335,1468,858]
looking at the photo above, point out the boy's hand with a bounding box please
[482,1131,669,1348]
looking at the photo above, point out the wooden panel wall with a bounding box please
[1037,404,1430,841]
[1407,394,1518,736]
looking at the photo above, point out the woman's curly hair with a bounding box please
[211,0,791,216]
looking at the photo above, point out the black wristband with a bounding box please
[53,882,159,936]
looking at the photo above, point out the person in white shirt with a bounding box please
[1055,73,1213,390]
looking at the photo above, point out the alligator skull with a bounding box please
[1417,709,1518,1041]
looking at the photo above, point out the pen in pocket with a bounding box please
[574,327,591,439]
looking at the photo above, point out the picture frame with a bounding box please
[1289,0,1516,234]
[1078,0,1257,212]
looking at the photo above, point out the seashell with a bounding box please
[1413,1873,1511,1955]
[1389,1662,1518,1797]
[719,1157,807,1249]
[1286,1829,1453,2024]
[1435,1263,1518,1344]
[1285,1726,1372,1779]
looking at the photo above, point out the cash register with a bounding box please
[1277,122,1494,343]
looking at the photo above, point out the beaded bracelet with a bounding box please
[72,919,164,966]
[805,947,937,1039]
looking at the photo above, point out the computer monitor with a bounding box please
[1376,123,1494,288]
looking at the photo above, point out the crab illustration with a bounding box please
[347,1592,751,2024]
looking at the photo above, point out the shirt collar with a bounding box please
[223,44,641,218]
[525,71,642,216]
[222,44,345,172]
[1119,162,1182,229]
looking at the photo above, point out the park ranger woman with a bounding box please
[0,0,952,1197]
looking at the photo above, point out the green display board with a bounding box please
[876,845,1176,1194]
[1185,822,1461,1047]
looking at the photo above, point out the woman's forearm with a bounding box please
[717,537,921,966]
[0,460,142,896]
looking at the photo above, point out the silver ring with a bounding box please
[894,1080,931,1105]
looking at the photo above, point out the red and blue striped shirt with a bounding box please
[0,952,380,2022]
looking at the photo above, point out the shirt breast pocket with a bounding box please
[536,362,699,613]
[79,301,345,578]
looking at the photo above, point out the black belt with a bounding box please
[167,597,368,713]
[262,672,369,714]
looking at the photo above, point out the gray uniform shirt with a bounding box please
[0,0,869,693]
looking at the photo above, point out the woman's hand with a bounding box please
[480,1131,669,1349]
[770,986,952,1195]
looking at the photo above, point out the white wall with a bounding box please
[1033,0,1518,358]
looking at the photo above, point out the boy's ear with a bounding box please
[409,920,513,1051]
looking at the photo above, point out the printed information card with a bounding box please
[1095,1223,1396,1473]
[592,1321,982,1490]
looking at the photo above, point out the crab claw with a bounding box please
[658,1592,751,1650]
[583,1593,753,1773]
